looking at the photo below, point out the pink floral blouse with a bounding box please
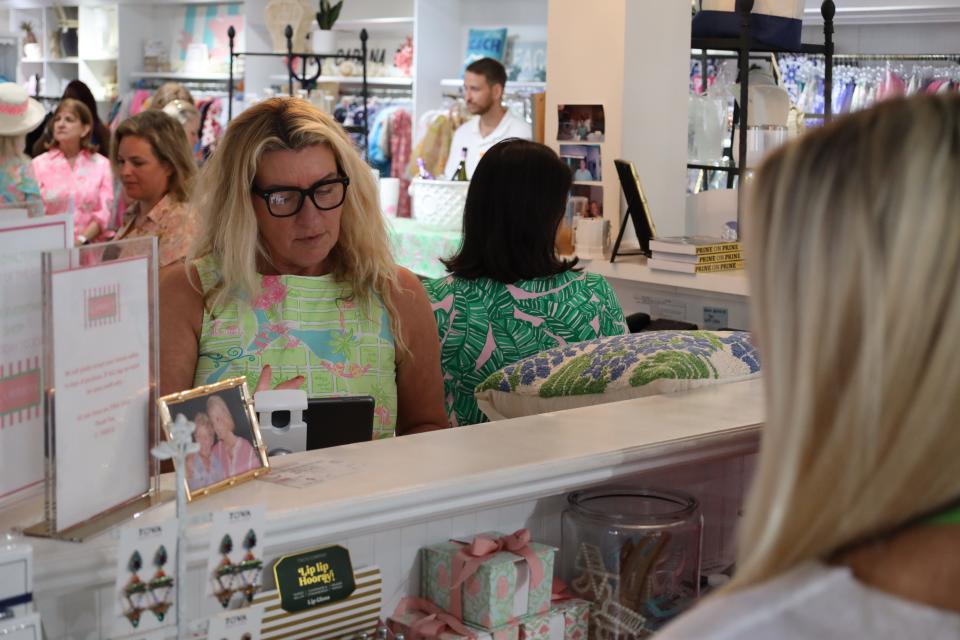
[115,195,195,267]
[31,149,114,241]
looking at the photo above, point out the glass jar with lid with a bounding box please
[560,487,703,638]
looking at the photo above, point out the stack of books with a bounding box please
[647,236,744,274]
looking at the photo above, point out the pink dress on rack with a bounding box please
[31,148,114,242]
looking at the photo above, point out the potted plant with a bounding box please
[20,21,41,60]
[311,0,343,54]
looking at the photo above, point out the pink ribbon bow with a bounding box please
[551,577,575,603]
[446,529,545,620]
[394,597,477,640]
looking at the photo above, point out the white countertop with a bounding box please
[582,255,750,297]
[6,378,764,593]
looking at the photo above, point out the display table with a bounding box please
[5,379,763,638]
[386,217,462,279]
[581,255,751,330]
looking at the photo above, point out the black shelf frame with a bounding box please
[686,0,836,235]
[226,24,370,156]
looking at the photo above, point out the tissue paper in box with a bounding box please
[422,530,556,629]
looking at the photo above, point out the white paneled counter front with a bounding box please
[3,379,764,638]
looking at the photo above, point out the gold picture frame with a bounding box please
[158,377,269,502]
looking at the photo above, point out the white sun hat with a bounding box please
[0,82,46,137]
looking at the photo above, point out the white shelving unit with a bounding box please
[440,78,546,91]
[130,70,230,81]
[334,17,414,32]
[268,74,413,86]
[5,4,118,112]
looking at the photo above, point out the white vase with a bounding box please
[311,29,337,55]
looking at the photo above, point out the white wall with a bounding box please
[546,0,626,240]
[547,0,690,242]
[621,1,690,239]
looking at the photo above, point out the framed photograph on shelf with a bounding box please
[158,378,269,501]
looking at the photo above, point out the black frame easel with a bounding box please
[226,24,370,156]
[610,159,657,260]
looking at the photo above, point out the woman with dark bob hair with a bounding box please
[424,139,627,426]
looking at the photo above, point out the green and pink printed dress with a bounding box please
[423,270,628,426]
[192,255,398,438]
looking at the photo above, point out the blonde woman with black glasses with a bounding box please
[159,98,447,438]
[657,95,960,638]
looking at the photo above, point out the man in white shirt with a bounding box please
[443,58,533,180]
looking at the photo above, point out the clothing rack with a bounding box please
[227,25,370,156]
[818,53,960,62]
[663,0,836,263]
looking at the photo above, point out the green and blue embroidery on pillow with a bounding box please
[477,331,760,398]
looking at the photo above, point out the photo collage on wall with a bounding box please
[558,105,605,229]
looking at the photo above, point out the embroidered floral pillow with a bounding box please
[474,331,760,421]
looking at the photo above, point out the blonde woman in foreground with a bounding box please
[159,98,447,438]
[657,95,960,638]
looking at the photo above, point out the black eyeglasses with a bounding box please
[252,176,350,217]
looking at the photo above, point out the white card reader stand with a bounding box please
[255,389,308,456]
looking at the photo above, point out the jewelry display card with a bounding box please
[44,238,158,533]
[206,605,265,640]
[112,520,177,638]
[205,505,267,610]
[0,215,71,505]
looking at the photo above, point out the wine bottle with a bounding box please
[451,147,469,181]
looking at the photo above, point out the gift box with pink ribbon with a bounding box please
[421,529,557,630]
[388,598,520,640]
[518,599,591,640]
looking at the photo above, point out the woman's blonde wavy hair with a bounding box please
[189,98,406,354]
[729,94,960,591]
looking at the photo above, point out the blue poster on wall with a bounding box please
[463,28,508,74]
[506,40,547,82]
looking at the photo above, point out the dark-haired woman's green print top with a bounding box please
[423,271,628,426]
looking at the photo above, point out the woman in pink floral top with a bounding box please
[31,99,113,245]
[0,83,45,216]
[112,110,197,267]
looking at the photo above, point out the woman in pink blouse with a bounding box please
[207,394,260,477]
[31,99,113,246]
[112,110,197,267]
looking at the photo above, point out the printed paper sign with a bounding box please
[51,256,151,530]
[205,506,267,609]
[0,215,71,503]
[113,521,177,638]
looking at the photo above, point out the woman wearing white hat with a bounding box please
[0,82,45,216]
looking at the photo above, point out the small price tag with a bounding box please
[273,545,356,613]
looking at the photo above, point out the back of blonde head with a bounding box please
[731,95,960,590]
[190,98,403,349]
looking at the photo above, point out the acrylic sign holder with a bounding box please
[23,237,165,542]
